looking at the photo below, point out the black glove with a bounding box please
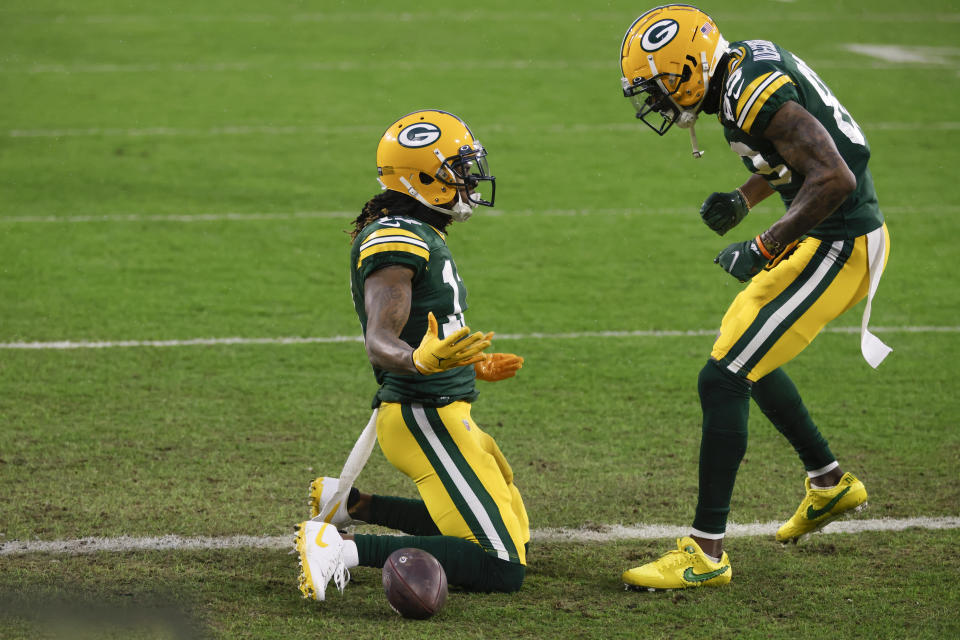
[700,189,749,236]
[714,237,768,282]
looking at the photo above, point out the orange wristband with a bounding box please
[754,234,776,260]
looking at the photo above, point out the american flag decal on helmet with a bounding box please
[700,22,714,36]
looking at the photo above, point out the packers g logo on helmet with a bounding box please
[640,19,679,51]
[620,4,728,138]
[398,123,442,148]
[377,109,496,221]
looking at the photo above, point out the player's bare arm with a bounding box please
[759,101,856,253]
[363,264,419,374]
[738,173,775,209]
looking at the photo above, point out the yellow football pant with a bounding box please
[712,225,890,381]
[376,401,529,565]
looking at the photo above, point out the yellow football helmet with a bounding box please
[620,4,728,137]
[376,109,495,222]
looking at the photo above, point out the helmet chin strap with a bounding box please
[682,40,730,159]
[675,50,712,159]
[688,125,705,159]
[397,175,475,222]
[448,197,476,222]
[675,110,704,158]
[649,50,708,159]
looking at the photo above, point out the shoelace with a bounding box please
[295,523,350,598]
[312,544,350,597]
[332,564,350,594]
[658,547,694,568]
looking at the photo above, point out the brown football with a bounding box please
[382,547,448,619]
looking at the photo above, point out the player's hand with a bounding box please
[412,312,493,375]
[700,190,749,236]
[714,238,768,282]
[474,353,524,382]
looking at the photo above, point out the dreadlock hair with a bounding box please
[349,189,453,240]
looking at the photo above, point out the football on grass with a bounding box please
[382,548,448,619]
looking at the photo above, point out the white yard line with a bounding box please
[843,44,960,64]
[6,123,381,138]
[4,58,952,75]
[6,121,959,138]
[0,211,358,223]
[5,60,613,74]
[0,326,956,351]
[534,516,960,542]
[2,204,958,224]
[5,12,960,25]
[2,516,957,556]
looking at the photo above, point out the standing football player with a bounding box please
[295,109,530,600]
[618,5,891,590]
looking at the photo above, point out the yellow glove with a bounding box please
[412,312,493,375]
[474,353,524,382]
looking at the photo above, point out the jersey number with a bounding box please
[729,140,794,186]
[440,259,466,338]
[794,56,866,147]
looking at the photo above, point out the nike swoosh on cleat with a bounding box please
[806,486,851,520]
[315,523,331,547]
[683,565,729,583]
[323,501,341,524]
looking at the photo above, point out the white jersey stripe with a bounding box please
[726,239,846,373]
[358,234,428,252]
[737,71,785,129]
[410,404,510,561]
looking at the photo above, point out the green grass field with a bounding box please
[2,1,959,638]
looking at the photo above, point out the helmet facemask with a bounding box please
[622,46,715,134]
[433,142,496,221]
[622,70,687,136]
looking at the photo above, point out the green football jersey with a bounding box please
[350,215,478,407]
[718,39,884,240]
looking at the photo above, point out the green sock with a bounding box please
[752,367,836,471]
[353,534,525,593]
[693,359,751,535]
[367,495,441,536]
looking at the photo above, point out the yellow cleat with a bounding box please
[776,472,868,543]
[622,536,732,591]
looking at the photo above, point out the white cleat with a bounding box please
[308,476,362,526]
[295,520,349,601]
